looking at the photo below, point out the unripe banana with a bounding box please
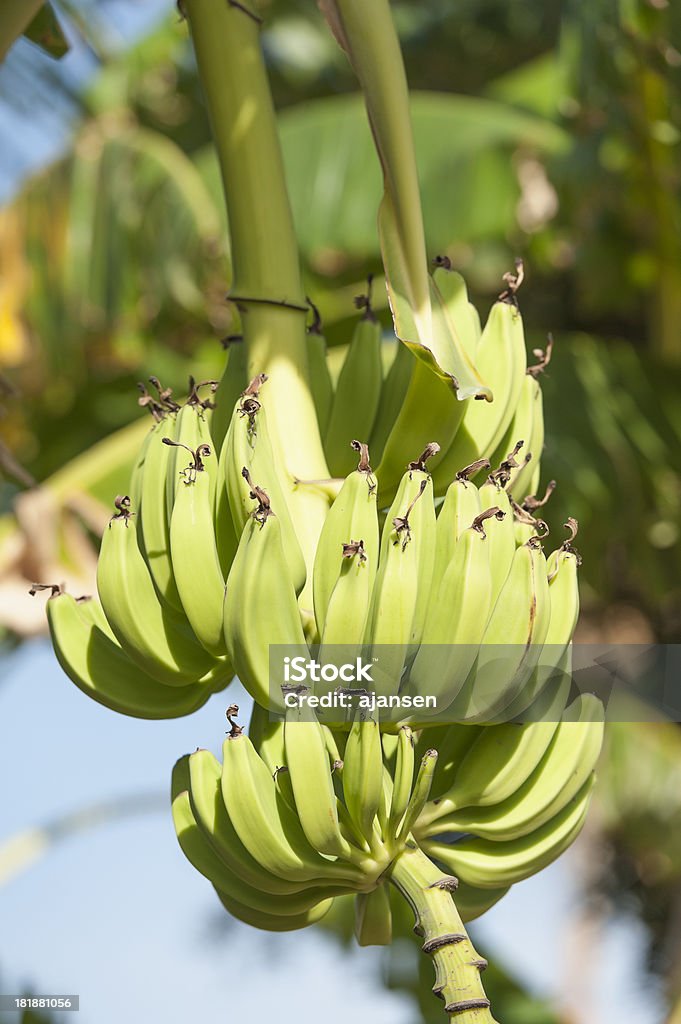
[220,728,363,885]
[214,888,335,931]
[452,537,551,722]
[364,461,436,699]
[387,726,414,838]
[325,293,383,477]
[173,758,341,915]
[433,460,486,570]
[313,442,379,640]
[428,694,603,841]
[284,704,354,858]
[169,446,227,657]
[221,378,307,594]
[187,747,314,896]
[223,499,309,713]
[342,715,384,848]
[408,517,495,714]
[499,526,579,721]
[209,337,249,454]
[136,418,183,611]
[424,775,595,888]
[488,372,542,500]
[96,500,215,685]
[431,262,480,362]
[46,592,226,718]
[369,340,413,465]
[477,477,516,607]
[396,748,438,843]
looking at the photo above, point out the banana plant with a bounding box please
[28,2,603,1020]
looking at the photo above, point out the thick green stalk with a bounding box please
[319,0,488,398]
[389,842,497,1023]
[321,0,430,337]
[183,0,328,482]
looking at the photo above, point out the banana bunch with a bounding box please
[224,408,579,723]
[45,375,240,719]
[313,262,549,507]
[173,696,602,1015]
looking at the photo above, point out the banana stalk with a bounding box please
[183,0,330,577]
[389,843,497,1023]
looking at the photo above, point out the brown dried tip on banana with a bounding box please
[28,582,62,597]
[239,372,268,426]
[527,333,554,378]
[186,376,219,411]
[225,704,243,738]
[408,442,441,473]
[149,376,181,413]
[111,494,134,525]
[488,440,524,488]
[561,517,582,563]
[342,540,367,563]
[353,274,377,322]
[242,467,273,526]
[456,457,491,483]
[471,506,505,539]
[522,480,556,512]
[498,257,525,306]
[393,478,428,550]
[137,383,165,422]
[431,254,452,270]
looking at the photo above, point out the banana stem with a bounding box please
[182,0,328,480]
[389,842,497,1023]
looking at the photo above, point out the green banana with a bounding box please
[387,725,414,838]
[220,729,364,885]
[46,592,225,718]
[223,500,309,713]
[173,762,341,916]
[284,704,355,858]
[187,747,317,895]
[428,695,603,841]
[433,460,486,571]
[342,714,384,849]
[137,416,183,611]
[431,261,480,362]
[408,516,496,715]
[313,442,379,641]
[169,447,227,657]
[364,463,437,699]
[325,291,383,477]
[209,337,249,455]
[221,379,307,594]
[424,776,595,888]
[96,500,216,685]
[214,888,334,931]
[452,537,551,723]
[369,339,413,466]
